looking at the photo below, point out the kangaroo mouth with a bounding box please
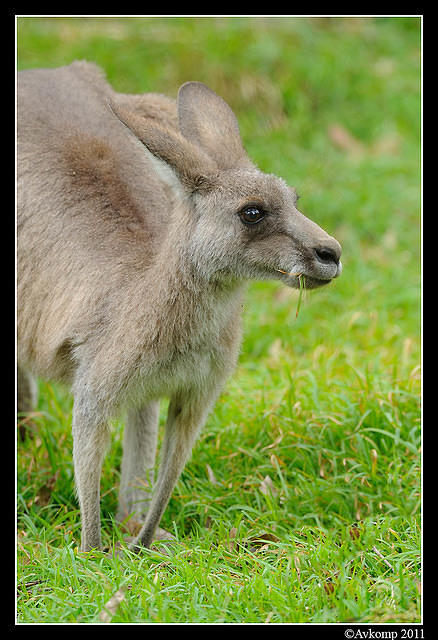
[300,275,333,289]
[275,268,333,290]
[275,258,342,289]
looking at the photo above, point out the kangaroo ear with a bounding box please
[177,82,249,169]
[108,97,217,188]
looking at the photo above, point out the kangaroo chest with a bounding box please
[139,297,242,400]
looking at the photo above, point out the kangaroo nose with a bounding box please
[314,240,342,265]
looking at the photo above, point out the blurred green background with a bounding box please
[17,16,421,367]
[17,17,421,623]
[17,12,422,540]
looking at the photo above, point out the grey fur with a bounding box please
[17,62,342,552]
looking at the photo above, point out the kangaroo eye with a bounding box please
[239,206,265,225]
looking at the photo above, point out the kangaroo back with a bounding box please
[17,62,180,381]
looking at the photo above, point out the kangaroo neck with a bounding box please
[143,215,245,347]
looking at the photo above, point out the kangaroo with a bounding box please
[17,61,342,552]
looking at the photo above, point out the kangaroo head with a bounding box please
[111,82,342,289]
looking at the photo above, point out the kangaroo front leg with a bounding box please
[72,400,110,552]
[130,389,215,551]
[117,401,160,524]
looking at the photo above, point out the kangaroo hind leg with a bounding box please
[131,386,218,552]
[17,365,38,440]
[117,401,159,527]
[72,395,110,552]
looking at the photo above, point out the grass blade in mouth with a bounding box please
[275,269,302,277]
[275,269,305,319]
[296,274,305,319]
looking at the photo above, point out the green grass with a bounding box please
[16,16,421,623]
